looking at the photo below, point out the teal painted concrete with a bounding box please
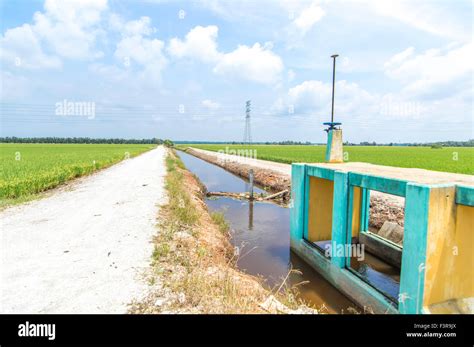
[307,165,335,180]
[291,163,474,314]
[331,171,348,268]
[361,188,370,231]
[303,173,310,240]
[290,164,306,242]
[456,185,474,206]
[325,130,333,162]
[292,239,398,313]
[345,185,356,268]
[398,183,430,314]
[292,164,402,313]
[349,173,407,197]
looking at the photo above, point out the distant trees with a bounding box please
[430,144,443,149]
[272,140,313,145]
[426,139,474,147]
[4,137,471,147]
[226,141,314,145]
[0,137,164,144]
[357,140,474,147]
[163,139,174,147]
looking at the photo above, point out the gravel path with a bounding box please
[0,146,166,313]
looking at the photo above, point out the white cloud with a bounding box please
[42,0,107,26]
[104,14,166,84]
[113,17,167,85]
[286,79,376,116]
[0,0,108,69]
[384,43,473,97]
[169,25,284,85]
[292,1,325,34]
[123,16,155,36]
[0,71,33,100]
[168,25,221,63]
[109,15,156,37]
[196,0,269,23]
[0,24,61,69]
[384,47,415,70]
[85,14,167,95]
[281,0,325,48]
[91,15,167,92]
[288,69,296,82]
[202,99,220,110]
[198,0,324,28]
[277,71,472,138]
[214,43,283,85]
[367,0,471,42]
[33,0,108,59]
[115,36,166,68]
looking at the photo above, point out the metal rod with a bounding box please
[249,169,254,201]
[331,54,338,123]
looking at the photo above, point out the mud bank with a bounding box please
[185,147,291,193]
[183,147,405,241]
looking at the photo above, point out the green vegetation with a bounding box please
[163,139,175,148]
[163,153,199,228]
[210,211,230,234]
[0,143,155,202]
[177,144,474,175]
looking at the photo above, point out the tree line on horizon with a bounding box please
[176,139,474,147]
[1,137,472,147]
[0,137,165,144]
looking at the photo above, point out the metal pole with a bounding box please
[331,54,338,123]
[249,169,254,201]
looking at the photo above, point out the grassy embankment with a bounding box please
[0,143,155,206]
[177,144,474,175]
[130,151,309,314]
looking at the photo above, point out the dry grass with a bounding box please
[129,150,312,314]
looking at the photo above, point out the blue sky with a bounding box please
[1,0,472,143]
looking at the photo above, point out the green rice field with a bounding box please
[177,144,474,175]
[0,144,155,201]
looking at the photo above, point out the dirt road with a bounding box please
[0,146,166,313]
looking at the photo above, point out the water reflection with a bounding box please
[248,200,254,230]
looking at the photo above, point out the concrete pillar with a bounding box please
[325,129,343,163]
[290,164,306,245]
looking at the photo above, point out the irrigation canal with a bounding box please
[177,150,358,313]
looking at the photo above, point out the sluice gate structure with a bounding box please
[290,162,473,314]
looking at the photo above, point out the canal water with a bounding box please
[177,151,358,313]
